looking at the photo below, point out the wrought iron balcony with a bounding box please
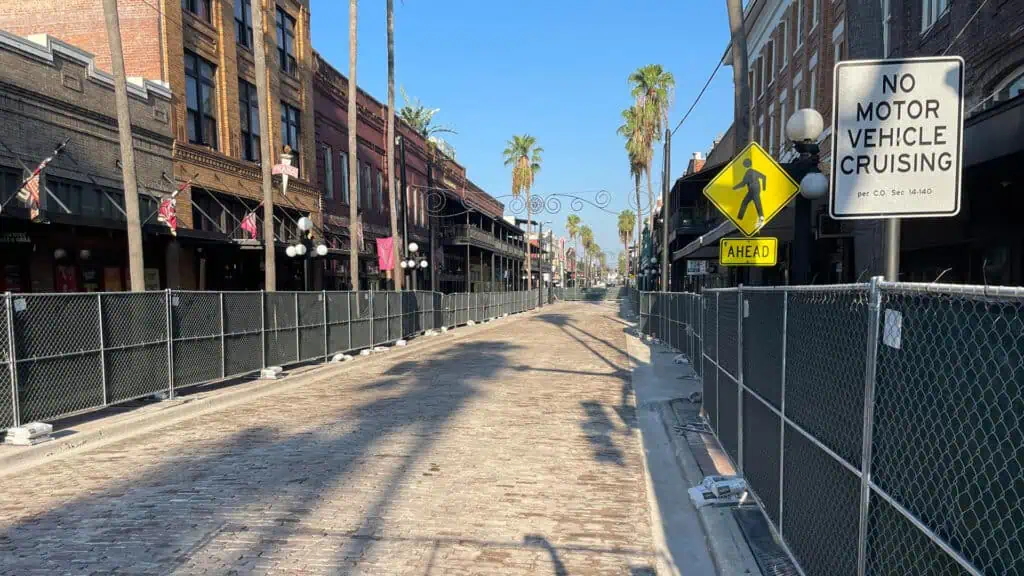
[443,225,526,259]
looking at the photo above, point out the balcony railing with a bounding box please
[444,225,526,259]
[671,208,713,236]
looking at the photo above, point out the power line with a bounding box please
[942,0,992,56]
[670,46,730,137]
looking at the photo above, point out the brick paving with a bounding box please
[0,302,657,575]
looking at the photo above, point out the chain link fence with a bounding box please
[639,280,1024,576]
[0,288,543,430]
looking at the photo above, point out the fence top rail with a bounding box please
[879,280,1024,298]
[703,283,871,293]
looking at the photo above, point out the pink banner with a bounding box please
[376,237,395,271]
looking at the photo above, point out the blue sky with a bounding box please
[310,0,735,256]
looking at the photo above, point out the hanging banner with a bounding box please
[376,237,395,271]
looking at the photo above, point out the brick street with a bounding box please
[0,303,657,575]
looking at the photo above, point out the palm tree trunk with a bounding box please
[646,166,655,234]
[635,179,642,289]
[386,0,401,291]
[623,236,628,286]
[525,188,532,291]
[726,0,751,151]
[348,0,360,291]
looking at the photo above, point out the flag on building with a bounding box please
[240,211,258,239]
[158,197,177,235]
[376,237,395,271]
[14,138,69,222]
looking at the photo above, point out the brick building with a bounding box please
[669,0,1024,287]
[312,52,527,293]
[0,0,322,290]
[0,31,174,292]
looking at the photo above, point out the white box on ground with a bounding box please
[5,422,53,446]
[830,56,964,219]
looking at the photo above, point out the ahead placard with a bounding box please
[720,237,778,267]
[830,56,964,219]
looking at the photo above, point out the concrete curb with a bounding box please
[620,301,761,576]
[0,304,556,478]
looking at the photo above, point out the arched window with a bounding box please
[995,64,1024,103]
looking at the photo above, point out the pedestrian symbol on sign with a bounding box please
[703,142,799,237]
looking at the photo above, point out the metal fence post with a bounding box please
[294,292,300,363]
[97,293,107,406]
[715,291,720,432]
[7,293,19,427]
[322,290,329,362]
[369,291,374,347]
[857,277,884,576]
[779,289,789,534]
[219,292,226,379]
[347,292,353,353]
[386,291,391,342]
[260,290,267,369]
[166,289,175,400]
[737,285,744,473]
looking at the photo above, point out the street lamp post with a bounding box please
[400,241,428,291]
[785,108,828,286]
[286,215,328,291]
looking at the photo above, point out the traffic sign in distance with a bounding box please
[703,142,799,237]
[830,56,964,219]
[720,237,778,267]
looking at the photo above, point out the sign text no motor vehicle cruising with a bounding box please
[830,56,964,219]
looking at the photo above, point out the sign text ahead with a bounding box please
[720,237,778,267]
[830,56,964,219]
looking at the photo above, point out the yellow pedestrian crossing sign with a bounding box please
[703,142,800,237]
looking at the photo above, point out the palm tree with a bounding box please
[503,135,543,291]
[618,105,648,276]
[618,209,635,286]
[628,64,675,233]
[565,214,581,286]
[347,0,359,291]
[399,87,457,158]
[385,0,400,290]
[579,225,593,288]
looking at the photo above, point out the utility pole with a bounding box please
[726,0,751,153]
[103,0,145,291]
[386,0,401,291]
[250,0,276,291]
[347,0,360,292]
[661,128,671,291]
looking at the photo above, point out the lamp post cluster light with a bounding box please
[400,242,428,290]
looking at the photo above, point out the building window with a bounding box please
[759,57,766,95]
[809,52,818,110]
[361,163,371,210]
[995,67,1024,102]
[276,7,298,75]
[375,169,384,212]
[340,151,349,204]
[766,40,775,86]
[779,91,788,153]
[768,105,776,156]
[921,0,949,32]
[748,70,755,107]
[280,102,301,171]
[882,0,892,55]
[812,0,819,29]
[239,79,260,162]
[181,0,211,22]
[235,0,253,49]
[796,0,805,49]
[758,116,765,147]
[793,71,803,112]
[781,20,788,68]
[323,145,334,200]
[185,51,217,149]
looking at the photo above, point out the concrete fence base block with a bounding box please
[372,346,389,353]
[396,340,407,347]
[259,367,282,380]
[503,313,509,318]
[330,353,353,363]
[467,320,476,326]
[4,422,53,446]
[359,349,372,356]
[441,326,449,333]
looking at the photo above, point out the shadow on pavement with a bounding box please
[0,339,519,574]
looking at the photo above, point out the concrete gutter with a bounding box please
[0,304,555,479]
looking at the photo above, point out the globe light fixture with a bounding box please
[400,260,409,269]
[285,245,297,258]
[786,108,825,144]
[297,216,313,232]
[799,172,829,200]
[408,242,419,254]
[294,243,307,256]
[420,259,429,268]
[316,244,328,257]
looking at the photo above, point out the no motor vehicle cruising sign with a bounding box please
[830,56,964,219]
